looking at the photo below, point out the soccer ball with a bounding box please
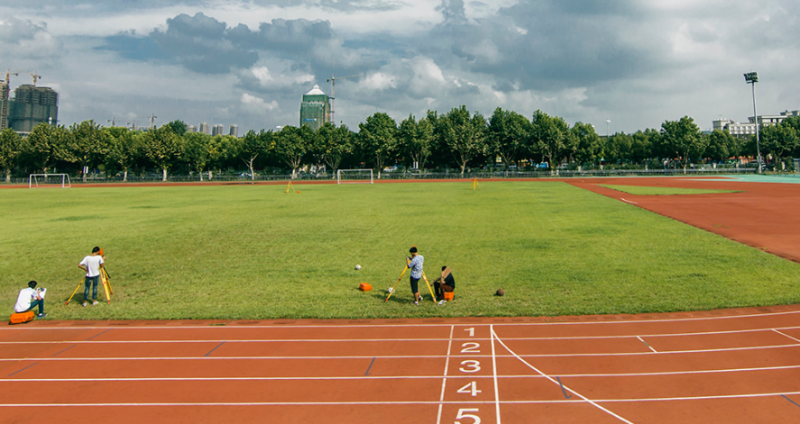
[388,287,394,293]
[355,265,361,270]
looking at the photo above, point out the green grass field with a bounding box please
[600,184,741,196]
[1,181,798,320]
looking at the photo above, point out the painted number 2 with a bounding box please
[457,381,482,397]
[461,342,480,354]
[455,408,481,424]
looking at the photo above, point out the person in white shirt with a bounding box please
[14,280,46,318]
[78,246,105,307]
[406,246,424,305]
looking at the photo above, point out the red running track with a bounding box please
[3,305,800,423]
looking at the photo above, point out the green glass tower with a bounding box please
[299,84,330,132]
[9,85,58,132]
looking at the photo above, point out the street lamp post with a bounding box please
[744,72,762,174]
[606,119,611,138]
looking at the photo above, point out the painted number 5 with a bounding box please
[459,360,481,373]
[455,408,480,424]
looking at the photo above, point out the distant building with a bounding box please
[299,84,330,132]
[713,110,799,139]
[8,85,58,132]
[186,125,197,133]
[212,124,224,136]
[0,81,9,130]
[199,122,210,134]
[229,124,238,137]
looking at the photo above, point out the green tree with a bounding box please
[183,132,218,181]
[0,128,22,182]
[705,130,737,163]
[569,122,602,167]
[487,108,529,171]
[275,126,310,178]
[166,120,188,137]
[760,124,798,170]
[68,120,109,182]
[105,128,143,182]
[530,110,569,171]
[314,123,353,176]
[660,116,705,173]
[235,130,274,180]
[632,130,656,163]
[398,114,434,172]
[23,123,72,174]
[440,106,487,175]
[142,126,183,181]
[358,112,398,178]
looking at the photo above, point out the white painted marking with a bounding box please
[621,198,638,205]
[436,325,454,424]
[637,336,658,353]
[491,327,635,424]
[772,329,800,344]
[490,325,501,424]
[460,342,480,354]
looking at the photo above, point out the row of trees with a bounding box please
[2,107,799,182]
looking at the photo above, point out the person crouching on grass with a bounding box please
[14,281,47,318]
[78,246,105,306]
[407,246,424,305]
[432,266,455,305]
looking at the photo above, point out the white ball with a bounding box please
[355,265,361,270]
[388,287,394,293]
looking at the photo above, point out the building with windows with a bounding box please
[212,124,224,136]
[299,84,330,132]
[186,125,197,133]
[7,85,58,133]
[229,124,238,137]
[0,81,9,130]
[199,122,210,134]
[713,110,799,139]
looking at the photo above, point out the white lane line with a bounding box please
[436,325,454,424]
[490,325,502,424]
[491,327,634,424]
[637,336,657,353]
[621,198,638,205]
[772,329,800,344]
[2,308,798,330]
[5,364,800,382]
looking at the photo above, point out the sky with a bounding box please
[1,0,798,134]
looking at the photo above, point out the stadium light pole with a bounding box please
[606,119,611,138]
[744,72,762,174]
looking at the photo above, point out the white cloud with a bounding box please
[241,93,278,110]
[359,72,397,91]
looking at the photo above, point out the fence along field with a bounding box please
[1,181,798,320]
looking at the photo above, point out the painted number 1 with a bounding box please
[455,408,481,424]
[465,327,474,337]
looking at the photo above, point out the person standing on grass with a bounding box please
[407,246,424,305]
[78,246,104,306]
[432,266,456,305]
[14,281,47,318]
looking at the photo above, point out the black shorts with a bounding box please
[410,277,420,294]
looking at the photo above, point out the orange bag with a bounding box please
[359,283,372,292]
[9,311,35,325]
[444,292,455,301]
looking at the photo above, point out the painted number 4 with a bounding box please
[455,408,480,424]
[457,381,482,397]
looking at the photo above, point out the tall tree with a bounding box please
[68,120,109,182]
[660,116,705,173]
[487,108,530,171]
[358,112,398,178]
[0,128,22,182]
[398,114,434,172]
[166,120,188,137]
[274,126,309,178]
[23,123,72,174]
[142,126,183,181]
[705,130,737,163]
[530,110,569,171]
[440,106,487,175]
[183,132,217,181]
[236,130,273,180]
[631,130,655,164]
[569,122,602,167]
[760,124,798,170]
[105,127,143,182]
[314,122,353,176]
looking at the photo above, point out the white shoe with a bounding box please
[438,300,446,305]
[92,301,99,306]
[82,302,87,307]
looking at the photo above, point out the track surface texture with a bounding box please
[3,305,800,424]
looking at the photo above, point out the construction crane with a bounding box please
[129,114,157,130]
[13,69,41,86]
[4,69,19,85]
[325,73,362,124]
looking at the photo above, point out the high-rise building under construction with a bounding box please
[299,84,330,132]
[8,85,58,133]
[0,81,9,130]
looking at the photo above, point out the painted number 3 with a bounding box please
[459,360,481,373]
[455,408,480,424]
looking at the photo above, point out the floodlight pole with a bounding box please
[744,72,762,174]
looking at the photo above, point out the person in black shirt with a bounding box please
[432,266,455,304]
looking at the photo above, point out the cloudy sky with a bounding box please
[1,0,797,134]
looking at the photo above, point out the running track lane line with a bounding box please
[773,329,800,344]
[435,325,454,424]
[490,324,502,424]
[490,326,635,424]
[204,342,225,357]
[637,336,657,353]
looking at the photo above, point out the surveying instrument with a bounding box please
[384,266,436,303]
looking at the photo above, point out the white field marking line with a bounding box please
[7,324,800,345]
[491,327,635,424]
[7,364,800,383]
[490,324,502,424]
[436,325,454,424]
[621,198,638,205]
[773,329,800,344]
[637,336,657,353]
[3,308,800,331]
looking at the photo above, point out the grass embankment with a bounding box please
[600,184,741,196]
[1,181,797,320]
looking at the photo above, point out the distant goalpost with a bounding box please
[29,174,71,188]
[337,169,373,184]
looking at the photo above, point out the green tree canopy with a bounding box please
[0,128,22,182]
[660,116,705,173]
[68,120,109,182]
[23,123,73,174]
[530,110,569,170]
[440,106,487,174]
[358,112,398,177]
[487,107,530,171]
[314,122,353,176]
[398,114,434,172]
[142,126,183,181]
[105,128,143,182]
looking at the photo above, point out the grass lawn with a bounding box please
[1,181,797,320]
[600,184,741,196]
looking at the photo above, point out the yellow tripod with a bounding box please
[471,178,481,190]
[285,181,298,193]
[384,266,436,303]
